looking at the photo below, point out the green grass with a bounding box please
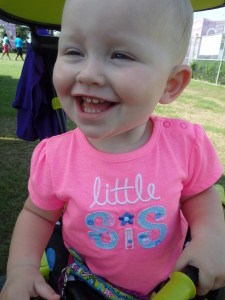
[0,55,24,118]
[0,57,225,276]
[0,53,38,274]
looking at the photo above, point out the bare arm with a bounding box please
[7,196,62,271]
[1,196,63,300]
[181,186,224,239]
[173,186,225,295]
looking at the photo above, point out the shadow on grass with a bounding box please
[0,137,38,275]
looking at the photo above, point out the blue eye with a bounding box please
[112,52,135,60]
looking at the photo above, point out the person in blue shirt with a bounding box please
[14,34,24,61]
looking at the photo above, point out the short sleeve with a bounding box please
[181,124,223,197]
[28,139,66,210]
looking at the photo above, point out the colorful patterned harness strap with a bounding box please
[59,248,148,300]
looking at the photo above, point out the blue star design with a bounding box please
[119,212,134,226]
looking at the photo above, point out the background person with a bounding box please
[0,33,11,60]
[14,34,24,61]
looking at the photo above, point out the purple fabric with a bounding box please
[12,44,59,141]
[37,29,50,36]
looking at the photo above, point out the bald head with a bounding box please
[161,0,193,63]
[61,0,193,66]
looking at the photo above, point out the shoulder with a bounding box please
[152,116,205,152]
[153,116,200,138]
[32,129,79,167]
[41,128,79,156]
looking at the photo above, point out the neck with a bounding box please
[87,120,152,153]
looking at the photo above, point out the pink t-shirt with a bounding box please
[28,116,223,295]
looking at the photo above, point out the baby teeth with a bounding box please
[83,97,105,104]
[84,107,102,113]
[82,97,108,113]
[85,98,92,103]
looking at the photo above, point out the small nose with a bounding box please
[76,57,106,86]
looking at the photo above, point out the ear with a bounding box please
[160,65,192,104]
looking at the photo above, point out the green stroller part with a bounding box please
[191,0,225,11]
[40,251,50,280]
[153,266,197,300]
[0,0,64,29]
[214,184,225,206]
[52,97,67,134]
[0,0,225,30]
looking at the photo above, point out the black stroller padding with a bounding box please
[46,219,69,294]
[62,280,106,300]
[31,34,59,56]
[46,219,106,299]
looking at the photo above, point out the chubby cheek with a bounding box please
[113,67,158,106]
[134,74,166,107]
[115,77,141,105]
[53,61,73,98]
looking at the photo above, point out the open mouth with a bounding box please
[79,96,114,114]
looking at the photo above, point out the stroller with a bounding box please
[0,0,225,299]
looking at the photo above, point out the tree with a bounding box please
[0,24,4,37]
[0,25,4,50]
[16,25,30,42]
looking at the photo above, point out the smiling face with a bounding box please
[53,0,192,152]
